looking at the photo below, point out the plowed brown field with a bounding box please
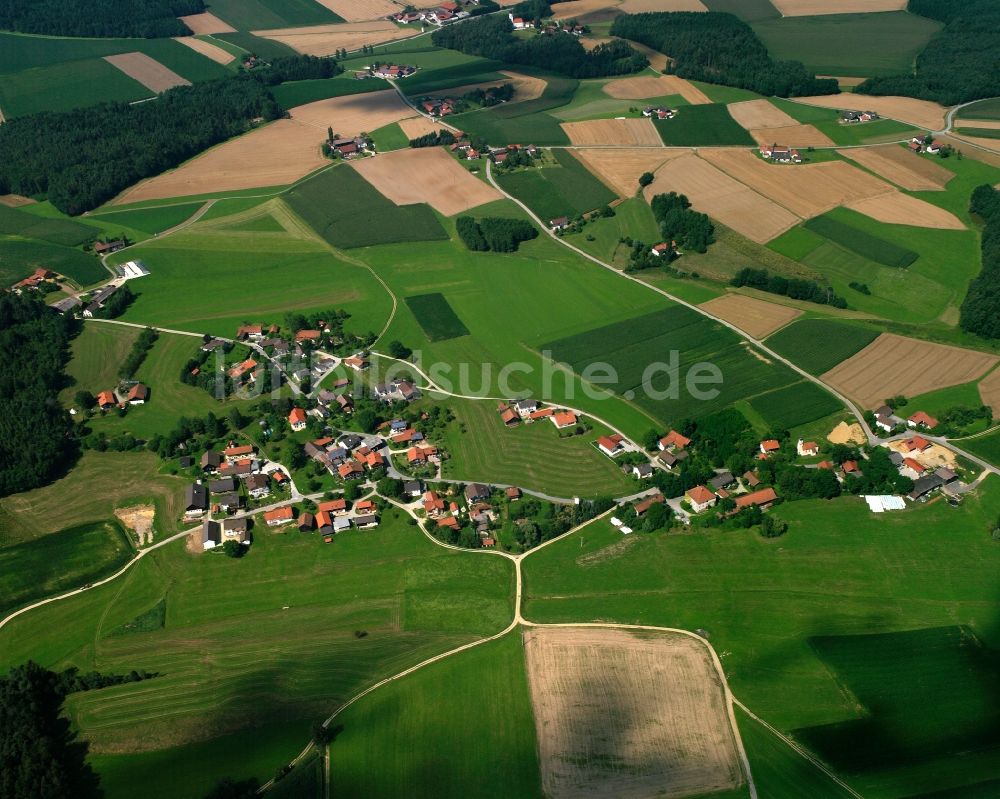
[173,36,234,65]
[254,21,416,55]
[771,0,906,13]
[749,124,834,147]
[793,93,946,130]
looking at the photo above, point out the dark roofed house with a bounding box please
[185,484,208,516]
[201,450,222,472]
[222,517,248,542]
[710,472,735,491]
[215,492,241,513]
[465,483,490,504]
[201,520,221,550]
[209,477,237,494]
[245,473,270,499]
[549,216,569,230]
[403,480,423,498]
[908,474,945,502]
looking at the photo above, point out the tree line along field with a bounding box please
[521,478,1000,798]
[494,150,617,223]
[0,508,515,799]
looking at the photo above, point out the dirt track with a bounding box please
[104,52,190,93]
[839,144,953,191]
[700,294,802,339]
[523,626,743,799]
[562,118,662,146]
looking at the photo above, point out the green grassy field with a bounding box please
[450,107,569,146]
[0,203,97,246]
[88,202,206,236]
[804,214,918,268]
[404,293,470,342]
[215,32,297,59]
[520,478,1000,797]
[270,75,389,108]
[106,200,394,337]
[494,150,616,222]
[0,238,108,286]
[491,72,578,118]
[701,0,779,20]
[764,319,879,375]
[565,195,662,266]
[542,305,800,423]
[284,166,448,249]
[441,398,633,498]
[746,380,844,431]
[369,121,411,152]
[957,127,1000,140]
[60,323,140,405]
[199,0,341,29]
[0,521,133,616]
[330,631,541,799]
[654,104,756,147]
[0,507,514,798]
[752,12,942,78]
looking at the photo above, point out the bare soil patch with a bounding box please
[312,0,400,21]
[978,367,1000,414]
[562,118,662,146]
[645,153,798,243]
[115,504,156,546]
[845,193,965,229]
[839,144,952,191]
[827,421,867,445]
[178,12,235,34]
[702,148,892,219]
[771,0,905,13]
[727,99,797,129]
[115,91,414,203]
[700,293,802,339]
[352,147,501,215]
[572,147,688,197]
[254,21,416,56]
[104,52,190,93]
[821,333,998,409]
[173,36,234,65]
[603,74,711,105]
[792,93,946,131]
[0,194,36,207]
[523,626,743,799]
[749,124,834,148]
[887,439,958,470]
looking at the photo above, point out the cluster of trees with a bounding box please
[93,283,136,319]
[455,216,538,252]
[491,147,539,171]
[845,446,913,495]
[960,185,1000,338]
[409,129,457,148]
[651,192,714,253]
[849,281,871,295]
[0,293,76,497]
[148,409,235,459]
[0,0,204,38]
[731,267,847,309]
[465,82,515,107]
[432,14,647,78]
[0,78,283,215]
[118,327,157,380]
[855,0,1000,105]
[250,55,343,86]
[610,12,837,98]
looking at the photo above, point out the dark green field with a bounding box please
[748,380,843,430]
[88,202,204,236]
[957,127,1000,140]
[284,166,448,249]
[270,76,388,108]
[214,32,297,59]
[491,73,578,118]
[702,0,780,22]
[765,319,879,375]
[752,12,942,77]
[654,104,755,147]
[804,214,918,268]
[200,0,341,29]
[0,238,108,286]
[959,98,1000,121]
[450,108,569,146]
[400,58,507,95]
[405,293,470,342]
[0,204,96,246]
[495,150,615,222]
[543,305,799,422]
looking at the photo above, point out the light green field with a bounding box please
[565,195,662,267]
[0,507,514,798]
[60,323,140,406]
[441,398,633,499]
[88,202,206,236]
[369,121,410,152]
[330,631,541,799]
[521,478,1000,797]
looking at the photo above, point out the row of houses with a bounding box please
[496,398,577,430]
[874,404,938,434]
[304,433,386,480]
[642,106,676,120]
[759,144,802,164]
[392,1,469,26]
[908,137,944,154]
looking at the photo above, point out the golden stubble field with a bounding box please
[523,626,744,799]
[839,144,953,191]
[562,118,663,146]
[602,74,711,105]
[700,293,802,339]
[104,52,190,93]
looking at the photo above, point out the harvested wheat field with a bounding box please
[352,147,501,215]
[749,124,834,148]
[572,148,688,197]
[619,0,707,10]
[822,333,998,409]
[828,421,867,445]
[819,75,867,87]
[794,93,946,131]
[978,367,1000,414]
[771,0,905,13]
[645,154,799,242]
[254,21,416,56]
[951,131,1000,156]
[114,92,415,203]
[603,74,711,105]
[523,627,744,799]
[104,52,190,93]
[562,118,662,146]
[397,116,451,140]
[839,144,953,191]
[701,294,802,339]
[178,12,235,34]
[551,0,622,20]
[955,120,1000,131]
[703,148,893,219]
[0,194,35,207]
[174,36,234,65]
[423,70,546,104]
[936,134,1000,169]
[846,193,965,229]
[311,0,400,21]
[728,99,797,129]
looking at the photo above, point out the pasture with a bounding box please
[0,204,95,246]
[284,166,448,249]
[0,508,514,797]
[804,214,918,268]
[495,150,617,222]
[960,98,1000,121]
[404,293,470,342]
[60,323,140,406]
[565,195,662,267]
[88,202,206,236]
[269,74,386,107]
[0,238,108,287]
[654,104,756,147]
[441,398,632,498]
[764,319,881,375]
[198,0,342,30]
[520,480,1000,797]
[329,632,541,799]
[746,380,844,430]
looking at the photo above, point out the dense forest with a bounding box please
[610,12,837,98]
[432,14,647,78]
[0,293,76,497]
[959,184,1000,338]
[0,0,204,38]
[0,78,282,215]
[251,55,343,85]
[855,0,1000,105]
[456,216,538,252]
